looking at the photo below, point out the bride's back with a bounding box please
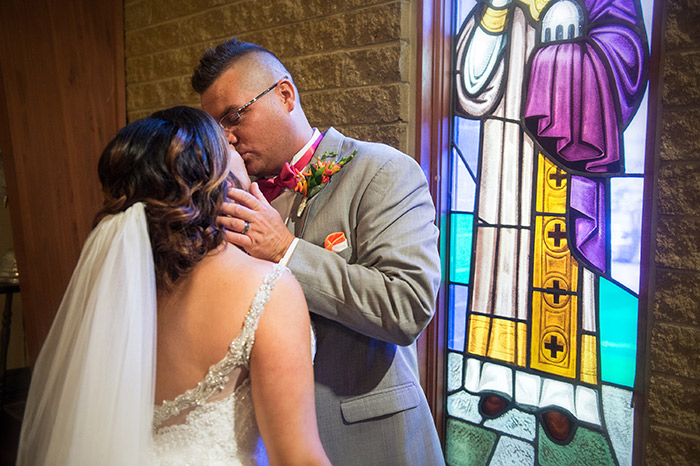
[154,244,270,405]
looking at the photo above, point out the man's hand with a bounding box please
[217,182,296,262]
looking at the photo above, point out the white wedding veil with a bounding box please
[17,202,157,465]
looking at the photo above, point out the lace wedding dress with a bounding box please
[152,263,286,466]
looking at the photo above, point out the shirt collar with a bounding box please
[290,128,321,166]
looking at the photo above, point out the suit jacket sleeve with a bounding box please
[287,151,441,346]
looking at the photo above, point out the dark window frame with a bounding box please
[415,2,664,463]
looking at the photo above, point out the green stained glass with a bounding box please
[446,418,497,466]
[449,213,473,285]
[599,277,638,387]
[538,424,615,466]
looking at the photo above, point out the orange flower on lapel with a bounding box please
[293,150,356,216]
[294,173,308,197]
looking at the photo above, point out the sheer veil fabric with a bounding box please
[17,203,157,465]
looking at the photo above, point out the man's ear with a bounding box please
[278,79,296,112]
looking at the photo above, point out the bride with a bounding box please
[16,106,330,465]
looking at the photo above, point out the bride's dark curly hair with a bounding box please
[94,106,230,290]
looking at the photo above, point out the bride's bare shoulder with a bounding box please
[202,245,305,318]
[205,245,278,285]
[189,245,298,318]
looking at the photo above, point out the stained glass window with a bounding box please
[444,0,654,464]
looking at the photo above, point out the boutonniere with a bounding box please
[294,150,356,216]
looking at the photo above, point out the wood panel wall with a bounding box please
[0,0,125,362]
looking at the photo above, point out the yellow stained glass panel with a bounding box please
[487,317,516,363]
[580,333,598,385]
[531,291,578,378]
[535,153,567,214]
[517,321,527,367]
[467,314,491,356]
[533,216,579,290]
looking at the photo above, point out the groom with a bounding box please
[193,38,444,465]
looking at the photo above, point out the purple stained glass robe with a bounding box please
[524,0,647,273]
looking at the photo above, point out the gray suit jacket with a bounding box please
[285,128,444,465]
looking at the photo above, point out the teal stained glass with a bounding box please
[449,213,473,285]
[599,277,639,387]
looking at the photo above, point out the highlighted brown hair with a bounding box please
[95,106,229,289]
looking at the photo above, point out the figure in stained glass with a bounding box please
[449,0,649,461]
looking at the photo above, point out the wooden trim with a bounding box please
[633,0,666,464]
[113,0,127,127]
[415,0,452,444]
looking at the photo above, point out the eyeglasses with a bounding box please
[218,76,288,131]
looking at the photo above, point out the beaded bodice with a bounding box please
[152,264,286,465]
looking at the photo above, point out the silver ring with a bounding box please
[241,221,250,235]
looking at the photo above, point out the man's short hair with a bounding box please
[191,38,283,94]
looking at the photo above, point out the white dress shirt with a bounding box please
[272,128,321,265]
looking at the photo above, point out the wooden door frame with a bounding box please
[415,0,453,443]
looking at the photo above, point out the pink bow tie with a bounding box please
[257,133,323,202]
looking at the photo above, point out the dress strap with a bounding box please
[238,263,287,364]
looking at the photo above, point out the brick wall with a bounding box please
[124,0,412,153]
[646,0,700,463]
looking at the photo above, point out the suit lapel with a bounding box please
[294,127,345,237]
